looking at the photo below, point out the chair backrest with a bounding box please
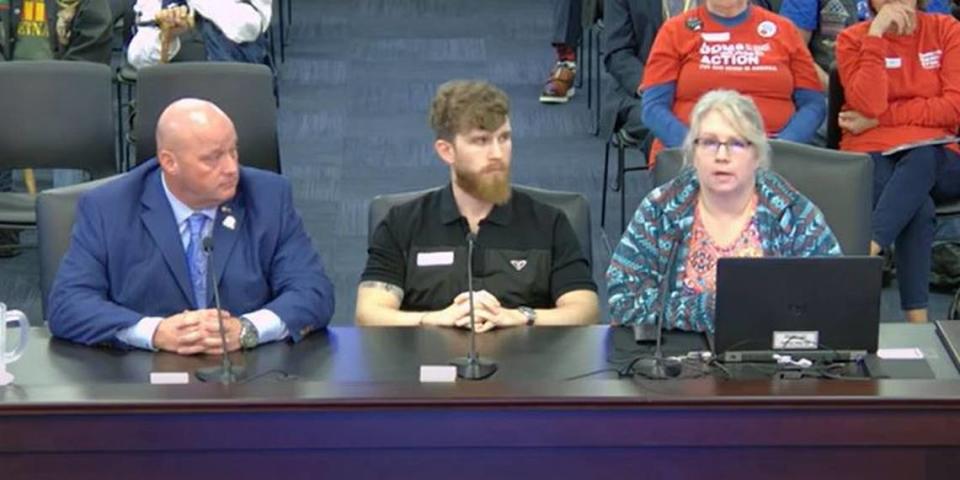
[826,64,843,149]
[0,61,115,177]
[655,140,873,255]
[36,176,121,319]
[368,185,593,261]
[134,62,280,173]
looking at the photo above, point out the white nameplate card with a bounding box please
[150,372,190,385]
[419,365,457,383]
[877,348,924,360]
[417,251,454,267]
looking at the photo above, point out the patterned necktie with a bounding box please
[185,213,208,309]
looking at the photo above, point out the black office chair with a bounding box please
[35,176,122,323]
[601,129,650,234]
[368,185,593,262]
[133,62,281,173]
[826,64,843,150]
[655,140,873,255]
[115,24,208,171]
[0,61,117,235]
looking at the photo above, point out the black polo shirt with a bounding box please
[361,184,597,311]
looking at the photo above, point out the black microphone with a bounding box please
[195,236,245,383]
[632,236,683,379]
[450,232,497,380]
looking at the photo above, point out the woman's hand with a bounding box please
[838,110,879,135]
[869,3,916,37]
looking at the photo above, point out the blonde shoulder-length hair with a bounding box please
[681,89,771,170]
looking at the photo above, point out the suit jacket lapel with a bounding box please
[140,169,195,307]
[210,191,246,305]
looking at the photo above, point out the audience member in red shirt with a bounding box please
[837,0,960,323]
[640,0,825,161]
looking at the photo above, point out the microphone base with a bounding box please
[195,364,246,384]
[633,357,682,379]
[450,356,498,380]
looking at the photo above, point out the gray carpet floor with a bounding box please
[0,0,950,326]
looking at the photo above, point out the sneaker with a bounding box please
[0,228,20,258]
[539,61,576,104]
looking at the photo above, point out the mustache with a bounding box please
[482,162,507,173]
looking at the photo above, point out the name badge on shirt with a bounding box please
[700,32,730,42]
[417,251,454,267]
[885,57,902,69]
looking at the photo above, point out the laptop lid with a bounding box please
[714,257,883,360]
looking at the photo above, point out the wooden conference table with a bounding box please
[2,324,960,479]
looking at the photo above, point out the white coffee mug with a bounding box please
[0,302,29,386]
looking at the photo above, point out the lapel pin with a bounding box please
[223,215,237,230]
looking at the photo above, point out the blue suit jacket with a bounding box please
[48,160,335,347]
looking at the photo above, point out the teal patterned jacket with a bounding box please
[606,168,842,333]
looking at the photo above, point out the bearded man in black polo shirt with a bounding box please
[356,80,599,331]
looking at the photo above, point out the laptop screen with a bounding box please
[714,257,883,361]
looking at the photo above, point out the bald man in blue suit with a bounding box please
[49,98,334,353]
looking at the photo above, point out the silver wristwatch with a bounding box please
[517,306,537,326]
[238,316,259,350]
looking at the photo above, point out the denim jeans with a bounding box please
[872,146,960,309]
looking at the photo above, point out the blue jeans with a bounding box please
[872,146,960,310]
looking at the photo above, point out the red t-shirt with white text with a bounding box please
[641,6,821,141]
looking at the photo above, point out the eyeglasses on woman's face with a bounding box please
[693,137,753,156]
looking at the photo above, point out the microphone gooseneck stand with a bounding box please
[450,233,497,380]
[632,238,683,379]
[195,237,246,384]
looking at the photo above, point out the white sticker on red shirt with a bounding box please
[701,32,731,42]
[920,50,942,70]
[885,57,902,69]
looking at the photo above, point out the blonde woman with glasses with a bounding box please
[607,89,840,332]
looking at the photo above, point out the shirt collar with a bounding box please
[438,183,514,227]
[160,173,217,226]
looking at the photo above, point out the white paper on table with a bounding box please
[876,348,925,360]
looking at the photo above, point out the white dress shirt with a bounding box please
[127,0,273,69]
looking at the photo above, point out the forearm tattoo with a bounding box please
[359,281,405,303]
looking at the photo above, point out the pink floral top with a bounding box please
[683,201,764,295]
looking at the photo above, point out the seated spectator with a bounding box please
[600,0,773,147]
[836,0,960,323]
[778,0,951,89]
[0,0,112,63]
[127,0,272,69]
[607,89,840,332]
[640,0,825,162]
[599,0,687,143]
